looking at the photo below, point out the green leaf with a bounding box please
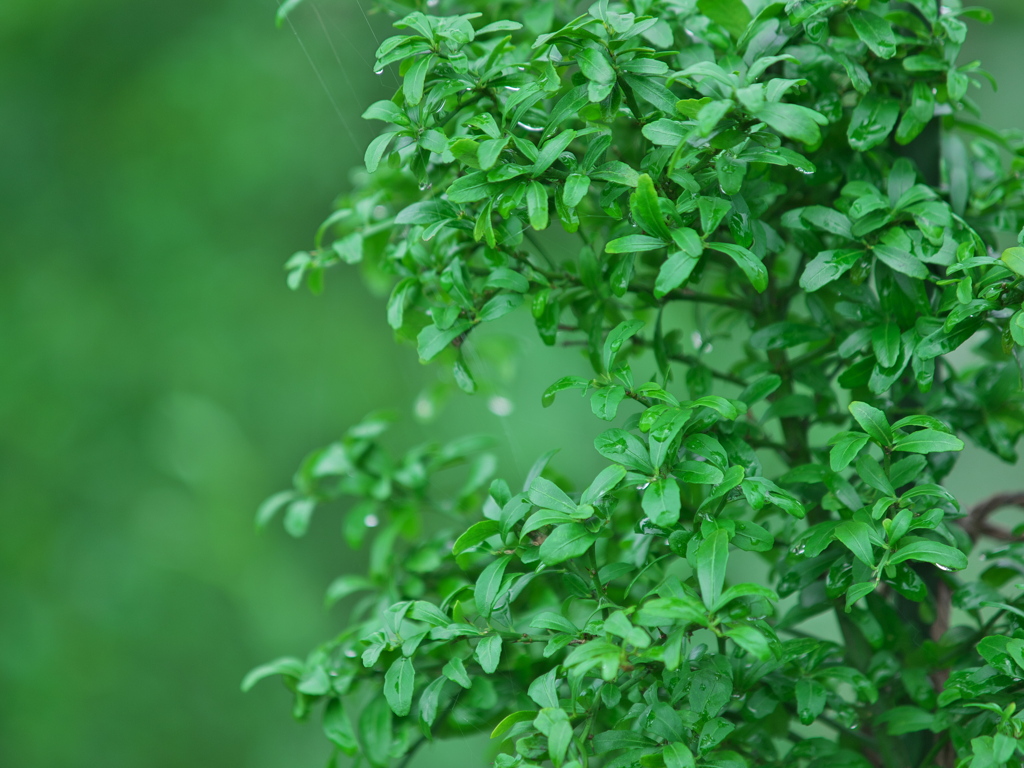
[576,47,616,84]
[417,320,472,362]
[663,742,697,768]
[642,477,681,527]
[605,234,666,253]
[358,696,393,768]
[582,465,627,505]
[364,132,400,174]
[595,429,653,473]
[491,711,537,741]
[275,0,306,27]
[442,656,472,688]
[829,431,870,472]
[403,55,433,106]
[751,101,828,145]
[529,476,578,515]
[697,0,752,39]
[871,321,901,368]
[889,537,968,570]
[452,519,500,556]
[241,657,303,691]
[622,74,679,114]
[1001,246,1024,278]
[418,677,447,729]
[848,93,900,151]
[696,529,729,610]
[474,634,502,674]
[474,555,512,616]
[725,624,773,660]
[698,197,731,235]
[849,10,897,58]
[795,679,827,725]
[676,461,725,485]
[383,657,415,717]
[602,319,645,371]
[362,100,408,124]
[323,699,358,754]
[631,174,673,240]
[527,180,550,231]
[834,520,875,567]
[563,173,591,207]
[706,242,768,293]
[874,244,928,279]
[542,376,590,407]
[448,171,498,203]
[324,575,374,607]
[892,429,965,454]
[854,454,895,497]
[849,401,893,446]
[655,252,701,297]
[540,523,599,565]
[532,129,576,176]
[877,706,935,736]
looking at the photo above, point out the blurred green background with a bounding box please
[0,1,1021,766]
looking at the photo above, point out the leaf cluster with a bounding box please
[255,1,1024,767]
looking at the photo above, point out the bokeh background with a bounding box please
[1,1,1022,766]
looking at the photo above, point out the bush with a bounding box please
[248,1,1024,766]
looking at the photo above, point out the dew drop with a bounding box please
[488,396,514,417]
[419,181,433,191]
[344,649,357,658]
[364,513,380,528]
[374,69,384,76]
[517,121,543,132]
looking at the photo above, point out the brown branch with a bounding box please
[960,492,1024,542]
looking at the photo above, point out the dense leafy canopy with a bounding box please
[253,1,1024,767]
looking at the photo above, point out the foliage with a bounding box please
[252,1,1024,766]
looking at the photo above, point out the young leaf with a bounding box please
[642,477,681,527]
[834,520,875,567]
[849,401,893,446]
[529,476,578,515]
[540,523,599,565]
[475,555,512,616]
[706,242,768,292]
[383,657,415,717]
[892,429,965,454]
[697,0,751,39]
[631,174,673,241]
[474,634,502,674]
[696,529,729,610]
[888,538,968,570]
[358,696,393,768]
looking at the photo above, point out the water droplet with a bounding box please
[935,564,953,572]
[517,121,543,132]
[504,86,521,92]
[344,649,357,658]
[691,331,703,350]
[795,167,813,176]
[419,181,433,191]
[488,396,514,417]
[364,513,380,528]
[374,69,384,76]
